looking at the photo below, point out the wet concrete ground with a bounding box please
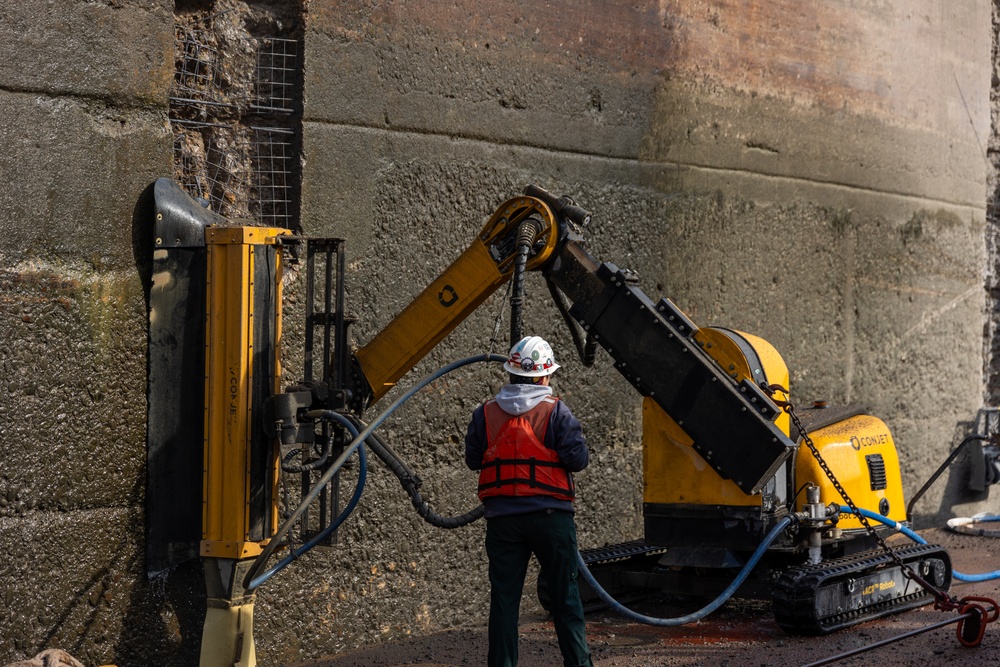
[291,528,1000,667]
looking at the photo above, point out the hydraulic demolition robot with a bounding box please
[147,179,970,665]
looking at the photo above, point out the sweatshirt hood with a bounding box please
[494,383,553,416]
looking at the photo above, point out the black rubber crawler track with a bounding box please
[772,543,952,635]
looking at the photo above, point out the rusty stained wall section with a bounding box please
[304,0,670,166]
[642,1,986,205]
[310,0,675,71]
[658,0,985,129]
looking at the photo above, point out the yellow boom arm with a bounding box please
[354,195,558,404]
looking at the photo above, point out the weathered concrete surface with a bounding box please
[0,94,170,266]
[986,0,1000,406]
[0,506,204,665]
[0,1,175,666]
[305,1,668,159]
[0,269,147,513]
[0,0,173,104]
[645,1,988,206]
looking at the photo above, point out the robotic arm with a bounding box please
[348,184,795,493]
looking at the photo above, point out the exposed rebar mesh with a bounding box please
[169,10,301,228]
[172,119,252,217]
[254,38,299,113]
[252,126,296,227]
[172,20,233,109]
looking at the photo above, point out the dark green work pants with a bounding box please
[485,509,593,667]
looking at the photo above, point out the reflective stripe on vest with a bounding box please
[477,396,575,501]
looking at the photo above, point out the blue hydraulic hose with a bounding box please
[244,353,507,592]
[246,411,367,591]
[576,515,795,626]
[839,505,1000,583]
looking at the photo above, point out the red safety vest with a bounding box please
[477,396,575,501]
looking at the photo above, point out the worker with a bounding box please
[465,335,593,667]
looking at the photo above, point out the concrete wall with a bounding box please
[0,1,995,666]
[0,1,190,665]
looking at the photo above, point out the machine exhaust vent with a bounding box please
[866,454,887,491]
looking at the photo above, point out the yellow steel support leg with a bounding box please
[201,558,258,667]
[200,603,256,667]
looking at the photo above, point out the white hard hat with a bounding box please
[504,335,560,377]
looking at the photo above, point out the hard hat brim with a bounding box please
[503,361,560,377]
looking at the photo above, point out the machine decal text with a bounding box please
[862,580,896,596]
[850,433,889,451]
[438,284,458,307]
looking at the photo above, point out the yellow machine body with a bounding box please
[642,328,791,507]
[642,324,907,535]
[796,414,907,528]
[201,226,287,560]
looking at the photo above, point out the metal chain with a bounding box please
[781,397,957,606]
[488,280,512,357]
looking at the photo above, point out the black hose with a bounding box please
[509,218,542,345]
[345,414,421,487]
[247,411,367,591]
[244,353,506,591]
[280,430,334,473]
[408,489,486,529]
[347,414,485,529]
[582,333,597,367]
[523,184,592,227]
